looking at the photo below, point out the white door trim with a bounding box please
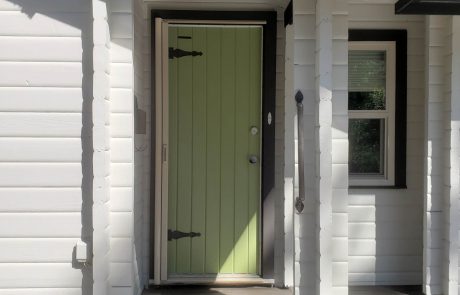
[153,17,170,284]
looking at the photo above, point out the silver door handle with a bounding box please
[249,155,258,164]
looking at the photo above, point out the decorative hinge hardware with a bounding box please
[168,230,201,241]
[169,47,203,59]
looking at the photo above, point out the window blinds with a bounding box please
[349,50,386,92]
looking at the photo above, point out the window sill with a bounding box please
[349,185,407,189]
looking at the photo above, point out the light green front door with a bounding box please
[167,25,262,276]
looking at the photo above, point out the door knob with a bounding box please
[249,155,258,164]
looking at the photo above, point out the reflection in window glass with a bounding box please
[349,119,385,174]
[348,50,386,110]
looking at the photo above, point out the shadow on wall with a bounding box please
[1,0,122,293]
[348,189,423,285]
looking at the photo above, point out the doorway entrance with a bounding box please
[167,24,263,277]
[151,11,277,285]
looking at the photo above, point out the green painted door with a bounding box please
[167,25,262,276]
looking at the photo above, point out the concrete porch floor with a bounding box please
[144,285,423,295]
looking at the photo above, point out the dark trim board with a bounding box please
[150,10,277,282]
[396,0,460,15]
[349,29,408,188]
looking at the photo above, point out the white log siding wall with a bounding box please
[107,0,135,294]
[292,1,349,294]
[0,0,92,294]
[331,1,349,294]
[442,16,460,295]
[425,15,445,295]
[93,0,111,294]
[347,0,425,286]
[315,0,334,294]
[292,0,317,293]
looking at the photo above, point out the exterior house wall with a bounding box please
[442,16,460,295]
[425,15,445,295]
[292,1,349,294]
[347,0,426,286]
[331,1,349,294]
[0,0,92,293]
[292,0,317,293]
[107,1,135,294]
[3,1,460,295]
[132,0,151,292]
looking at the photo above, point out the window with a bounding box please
[348,30,407,188]
[348,42,396,186]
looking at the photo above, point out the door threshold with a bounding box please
[150,275,274,287]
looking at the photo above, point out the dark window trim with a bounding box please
[395,0,460,15]
[150,10,277,282]
[349,29,407,188]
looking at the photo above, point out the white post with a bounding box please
[284,21,295,288]
[316,0,333,294]
[424,15,445,295]
[92,0,111,294]
[444,15,460,295]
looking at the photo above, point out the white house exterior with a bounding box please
[1,0,460,295]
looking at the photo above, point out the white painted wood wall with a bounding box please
[347,0,425,286]
[107,1,136,294]
[0,0,92,294]
[2,0,460,294]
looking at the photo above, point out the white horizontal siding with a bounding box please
[348,1,425,286]
[0,238,81,262]
[0,0,90,292]
[0,12,87,37]
[0,213,81,237]
[0,163,82,187]
[0,88,83,112]
[0,188,82,212]
[0,289,81,295]
[0,138,82,162]
[0,0,90,13]
[0,113,82,137]
[108,1,135,293]
[293,0,317,292]
[0,62,83,87]
[0,263,82,288]
[0,37,82,61]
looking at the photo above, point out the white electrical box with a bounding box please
[75,241,87,263]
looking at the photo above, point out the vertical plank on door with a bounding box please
[205,27,222,274]
[167,27,178,274]
[248,27,262,274]
[233,28,251,274]
[219,28,236,274]
[191,27,207,274]
[176,27,193,273]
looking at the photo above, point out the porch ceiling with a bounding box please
[395,0,460,15]
[143,0,289,11]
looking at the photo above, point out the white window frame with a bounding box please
[348,41,396,187]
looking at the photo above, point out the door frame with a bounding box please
[150,10,277,285]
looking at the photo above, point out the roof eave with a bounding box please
[395,0,460,15]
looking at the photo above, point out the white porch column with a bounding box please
[292,0,318,294]
[92,0,111,294]
[443,15,460,295]
[331,1,349,294]
[424,15,445,295]
[315,0,333,294]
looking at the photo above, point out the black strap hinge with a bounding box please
[169,47,203,59]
